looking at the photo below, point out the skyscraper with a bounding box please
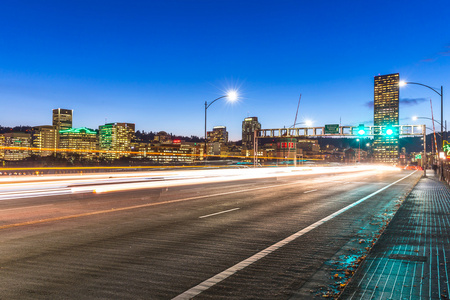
[242,117,261,150]
[373,73,399,163]
[52,108,73,131]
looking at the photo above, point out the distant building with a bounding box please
[373,73,399,163]
[297,139,320,154]
[1,132,32,161]
[207,126,228,143]
[0,135,4,161]
[154,131,171,144]
[242,117,261,150]
[58,127,98,158]
[206,126,228,156]
[98,123,135,159]
[32,125,58,157]
[277,137,297,161]
[131,141,200,164]
[52,108,73,131]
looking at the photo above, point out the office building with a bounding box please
[207,126,228,143]
[98,123,135,159]
[52,108,73,131]
[1,133,32,161]
[242,117,261,150]
[58,127,98,158]
[373,73,400,163]
[32,125,58,157]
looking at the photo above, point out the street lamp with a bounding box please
[412,116,442,126]
[289,120,312,128]
[400,81,443,147]
[401,81,444,178]
[204,91,238,159]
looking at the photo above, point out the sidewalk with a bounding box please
[340,172,450,299]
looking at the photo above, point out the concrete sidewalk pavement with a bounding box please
[340,172,450,299]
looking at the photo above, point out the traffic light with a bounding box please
[357,124,366,136]
[383,126,397,136]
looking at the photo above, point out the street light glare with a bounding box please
[227,90,238,101]
[305,120,312,127]
[412,116,418,121]
[399,81,407,87]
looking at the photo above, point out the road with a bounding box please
[0,166,421,299]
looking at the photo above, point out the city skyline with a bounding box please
[1,1,449,140]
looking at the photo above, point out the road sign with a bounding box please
[324,124,339,134]
[415,154,422,159]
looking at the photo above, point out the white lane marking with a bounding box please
[172,171,417,300]
[199,208,240,219]
[303,189,318,194]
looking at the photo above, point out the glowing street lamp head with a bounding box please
[412,116,418,121]
[399,81,407,87]
[305,120,312,127]
[227,90,238,101]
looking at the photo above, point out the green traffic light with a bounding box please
[386,128,393,135]
[358,129,365,135]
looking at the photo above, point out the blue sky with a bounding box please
[1,0,449,140]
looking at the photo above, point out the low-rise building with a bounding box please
[1,132,32,161]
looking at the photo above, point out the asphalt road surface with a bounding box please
[0,167,421,299]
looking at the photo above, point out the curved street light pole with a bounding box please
[402,81,443,178]
[204,96,227,160]
[403,81,443,148]
[204,92,238,160]
[413,116,442,127]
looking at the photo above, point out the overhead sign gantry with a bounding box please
[257,124,425,138]
[253,124,427,174]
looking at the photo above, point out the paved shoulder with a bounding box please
[341,174,450,299]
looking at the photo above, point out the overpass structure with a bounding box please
[254,124,427,173]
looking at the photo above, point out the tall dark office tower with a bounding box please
[242,117,261,150]
[52,108,73,131]
[373,73,399,163]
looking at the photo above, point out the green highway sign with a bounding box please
[415,154,422,159]
[324,124,340,134]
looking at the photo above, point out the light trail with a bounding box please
[0,166,403,229]
[0,180,305,230]
[0,165,401,199]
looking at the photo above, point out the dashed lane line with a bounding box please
[199,208,240,219]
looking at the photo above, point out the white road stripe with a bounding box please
[199,208,240,219]
[172,171,417,300]
[304,189,318,194]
